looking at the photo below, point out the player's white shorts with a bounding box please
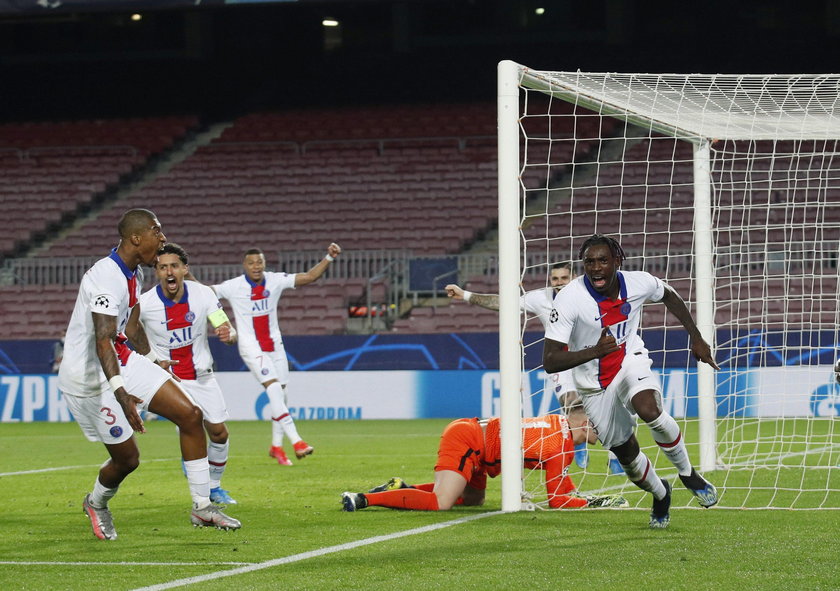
[240,346,289,386]
[578,352,662,450]
[63,353,171,444]
[178,373,229,424]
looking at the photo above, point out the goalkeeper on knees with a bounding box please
[342,404,627,512]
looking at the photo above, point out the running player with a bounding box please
[542,234,719,529]
[212,243,341,465]
[139,243,239,505]
[341,405,628,512]
[58,209,240,540]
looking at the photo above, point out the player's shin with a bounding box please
[208,440,228,488]
[183,457,212,508]
[621,451,667,500]
[366,489,441,511]
[267,382,302,443]
[646,412,692,476]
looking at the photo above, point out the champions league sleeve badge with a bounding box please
[549,308,559,322]
[93,294,111,309]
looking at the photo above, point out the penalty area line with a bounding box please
[130,510,504,591]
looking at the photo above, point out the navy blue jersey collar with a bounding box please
[155,282,189,307]
[244,273,265,288]
[109,248,137,280]
[583,271,627,302]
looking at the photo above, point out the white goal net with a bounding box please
[498,62,840,511]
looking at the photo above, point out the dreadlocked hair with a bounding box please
[578,234,626,263]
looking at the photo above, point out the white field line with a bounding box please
[129,511,504,591]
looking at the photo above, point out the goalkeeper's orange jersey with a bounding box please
[482,414,585,509]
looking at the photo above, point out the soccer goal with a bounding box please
[497,61,840,511]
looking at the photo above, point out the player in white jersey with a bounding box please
[139,243,239,505]
[445,263,621,471]
[213,242,342,466]
[58,209,240,540]
[543,234,720,529]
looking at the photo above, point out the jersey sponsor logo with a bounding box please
[251,299,271,312]
[93,295,110,308]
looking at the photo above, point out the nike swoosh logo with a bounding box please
[637,377,647,381]
[160,320,169,325]
[595,312,607,321]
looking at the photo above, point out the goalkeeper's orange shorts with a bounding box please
[434,418,487,490]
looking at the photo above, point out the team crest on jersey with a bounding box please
[549,308,559,323]
[263,289,271,297]
[93,295,110,308]
[620,302,631,315]
[261,368,269,375]
[109,426,123,438]
[185,311,196,323]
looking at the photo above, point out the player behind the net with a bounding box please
[340,404,628,512]
[542,234,719,529]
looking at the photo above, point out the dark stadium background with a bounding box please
[1,0,837,122]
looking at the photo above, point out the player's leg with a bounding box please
[560,389,589,468]
[205,421,237,504]
[64,391,140,541]
[611,435,671,528]
[631,388,717,507]
[350,470,467,511]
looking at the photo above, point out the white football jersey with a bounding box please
[139,280,222,380]
[520,287,556,330]
[58,249,143,397]
[213,271,296,355]
[545,271,665,392]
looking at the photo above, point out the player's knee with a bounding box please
[206,423,228,443]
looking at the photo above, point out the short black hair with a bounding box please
[244,248,264,258]
[158,242,188,265]
[117,208,156,240]
[578,234,626,263]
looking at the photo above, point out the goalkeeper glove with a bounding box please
[584,494,629,508]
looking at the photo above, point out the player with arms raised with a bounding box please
[543,234,719,529]
[213,243,341,465]
[139,243,240,505]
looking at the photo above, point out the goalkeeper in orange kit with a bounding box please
[341,405,627,511]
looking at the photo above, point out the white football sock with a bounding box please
[266,382,301,445]
[90,475,118,508]
[620,451,667,500]
[647,412,692,476]
[207,440,229,489]
[183,457,211,509]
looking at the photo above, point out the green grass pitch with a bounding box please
[1,419,838,590]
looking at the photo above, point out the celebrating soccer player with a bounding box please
[58,209,240,540]
[542,234,719,529]
[139,242,240,505]
[212,243,341,465]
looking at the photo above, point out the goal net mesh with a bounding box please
[510,69,840,510]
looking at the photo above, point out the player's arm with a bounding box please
[445,284,500,310]
[294,242,342,287]
[207,303,237,345]
[92,311,145,434]
[126,305,179,376]
[544,458,587,509]
[660,283,720,370]
[543,328,619,374]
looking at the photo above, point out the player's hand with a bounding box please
[445,284,464,300]
[114,388,146,434]
[595,327,620,357]
[157,359,181,381]
[691,338,720,370]
[585,494,629,508]
[327,243,342,258]
[216,324,237,345]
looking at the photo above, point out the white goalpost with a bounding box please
[497,61,840,511]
